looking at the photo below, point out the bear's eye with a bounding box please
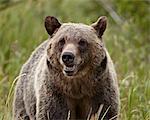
[78,39,88,51]
[58,38,65,50]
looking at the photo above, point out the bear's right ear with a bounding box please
[45,16,61,36]
[91,16,107,38]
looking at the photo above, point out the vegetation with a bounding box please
[0,0,149,119]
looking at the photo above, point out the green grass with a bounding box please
[0,0,149,120]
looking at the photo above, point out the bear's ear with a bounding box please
[45,16,61,36]
[91,16,107,38]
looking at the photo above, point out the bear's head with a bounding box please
[45,16,107,79]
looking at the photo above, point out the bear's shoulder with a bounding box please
[20,40,49,74]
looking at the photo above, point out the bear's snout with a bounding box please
[60,43,81,76]
[62,52,75,67]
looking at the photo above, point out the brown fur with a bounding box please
[13,16,119,120]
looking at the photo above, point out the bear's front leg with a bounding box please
[36,91,51,120]
[36,90,69,120]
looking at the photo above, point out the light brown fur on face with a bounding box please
[47,23,106,78]
[13,16,119,120]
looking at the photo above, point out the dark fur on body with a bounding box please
[13,16,119,120]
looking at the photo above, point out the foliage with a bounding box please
[0,0,149,119]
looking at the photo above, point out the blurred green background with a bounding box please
[0,0,150,119]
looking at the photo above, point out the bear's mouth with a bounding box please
[63,65,76,76]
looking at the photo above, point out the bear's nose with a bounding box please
[62,52,75,66]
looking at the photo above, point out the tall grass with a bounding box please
[0,0,149,120]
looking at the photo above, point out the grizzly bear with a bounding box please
[13,16,120,120]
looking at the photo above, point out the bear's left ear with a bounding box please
[45,16,61,36]
[91,16,107,38]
